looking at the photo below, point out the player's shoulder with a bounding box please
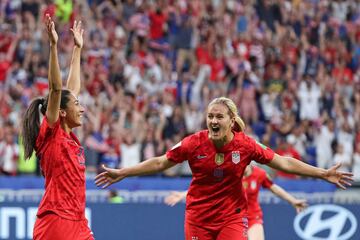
[233,131,256,149]
[186,130,208,142]
[179,130,208,150]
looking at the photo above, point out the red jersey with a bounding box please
[242,166,273,218]
[166,130,274,227]
[35,117,86,220]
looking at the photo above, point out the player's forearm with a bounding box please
[124,155,174,177]
[66,46,81,95]
[48,44,62,90]
[268,154,326,179]
[270,184,297,205]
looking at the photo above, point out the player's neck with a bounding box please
[61,121,72,135]
[212,131,234,149]
[244,166,253,177]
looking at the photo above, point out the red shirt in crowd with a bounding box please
[166,130,274,227]
[276,146,301,179]
[242,166,273,219]
[0,60,11,82]
[35,117,86,220]
[149,11,167,40]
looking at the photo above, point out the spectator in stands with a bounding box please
[0,121,19,175]
[21,15,93,239]
[333,143,352,173]
[275,137,302,179]
[95,97,353,240]
[164,164,308,240]
[315,119,335,168]
[0,25,18,84]
[352,142,360,182]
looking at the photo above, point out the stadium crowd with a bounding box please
[0,0,360,182]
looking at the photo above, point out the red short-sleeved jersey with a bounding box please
[166,130,274,227]
[242,166,273,218]
[35,117,86,221]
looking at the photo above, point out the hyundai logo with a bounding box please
[294,204,357,240]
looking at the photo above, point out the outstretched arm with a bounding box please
[45,14,62,126]
[267,154,353,189]
[269,184,307,213]
[66,20,84,96]
[95,154,176,188]
[164,191,187,206]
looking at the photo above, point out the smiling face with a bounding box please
[61,93,85,129]
[206,103,235,146]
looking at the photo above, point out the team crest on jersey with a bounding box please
[251,180,257,190]
[232,151,240,164]
[215,153,224,165]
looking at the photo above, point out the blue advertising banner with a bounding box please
[0,202,359,240]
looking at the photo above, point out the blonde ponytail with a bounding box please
[208,97,246,132]
[234,116,245,132]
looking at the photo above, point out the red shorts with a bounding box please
[248,214,263,228]
[185,217,248,240]
[33,212,94,240]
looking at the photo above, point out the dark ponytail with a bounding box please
[22,97,47,160]
[22,90,72,160]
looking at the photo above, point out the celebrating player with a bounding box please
[22,15,93,240]
[95,97,353,240]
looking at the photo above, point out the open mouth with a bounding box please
[211,126,220,133]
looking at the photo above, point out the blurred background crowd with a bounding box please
[0,0,360,182]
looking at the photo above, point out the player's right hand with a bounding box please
[164,191,187,206]
[45,14,58,45]
[292,199,308,214]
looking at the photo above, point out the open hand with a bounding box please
[95,165,125,188]
[292,199,308,214]
[45,14,58,45]
[70,20,84,48]
[164,191,187,206]
[323,163,354,189]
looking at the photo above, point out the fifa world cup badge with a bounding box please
[215,153,224,165]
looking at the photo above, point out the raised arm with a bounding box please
[267,154,353,189]
[45,14,62,126]
[95,154,176,188]
[66,20,84,96]
[269,184,307,213]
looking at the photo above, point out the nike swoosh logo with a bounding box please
[197,155,207,159]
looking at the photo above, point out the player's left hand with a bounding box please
[95,165,125,188]
[70,20,84,48]
[323,163,354,189]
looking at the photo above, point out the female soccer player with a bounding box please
[164,164,308,240]
[22,15,93,240]
[95,97,353,240]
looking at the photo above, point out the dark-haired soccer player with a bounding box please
[22,15,93,240]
